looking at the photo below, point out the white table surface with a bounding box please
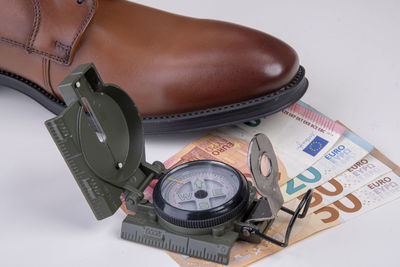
[1,0,399,266]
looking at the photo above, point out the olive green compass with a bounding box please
[45,63,312,265]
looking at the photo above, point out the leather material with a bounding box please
[0,0,97,64]
[0,0,299,116]
[0,1,34,45]
[30,0,97,64]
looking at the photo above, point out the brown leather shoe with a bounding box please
[0,0,308,134]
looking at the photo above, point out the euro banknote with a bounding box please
[302,149,396,213]
[280,129,374,202]
[235,101,346,181]
[279,148,396,217]
[168,169,400,267]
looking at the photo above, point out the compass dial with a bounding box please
[153,160,249,228]
[161,162,240,211]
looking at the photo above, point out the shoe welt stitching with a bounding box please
[0,66,305,120]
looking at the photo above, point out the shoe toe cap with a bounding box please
[219,22,300,95]
[252,32,300,91]
[170,20,301,109]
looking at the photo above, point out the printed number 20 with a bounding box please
[286,167,322,195]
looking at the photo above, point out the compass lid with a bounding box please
[45,63,146,220]
[248,133,284,219]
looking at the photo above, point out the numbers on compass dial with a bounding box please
[160,162,240,211]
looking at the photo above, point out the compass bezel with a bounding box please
[153,160,250,228]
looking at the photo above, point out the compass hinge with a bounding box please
[140,161,166,180]
[124,161,166,212]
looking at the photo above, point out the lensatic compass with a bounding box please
[45,63,312,265]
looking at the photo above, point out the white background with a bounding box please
[0,0,399,266]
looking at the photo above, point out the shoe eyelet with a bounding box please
[77,0,84,4]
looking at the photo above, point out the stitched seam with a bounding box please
[42,58,46,87]
[61,0,97,64]
[55,41,71,51]
[46,59,57,96]
[0,37,68,62]
[0,37,25,49]
[69,0,97,49]
[0,0,97,64]
[26,0,37,50]
[55,41,72,58]
[27,0,41,52]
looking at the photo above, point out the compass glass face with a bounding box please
[160,161,241,211]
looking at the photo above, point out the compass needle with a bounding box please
[167,178,184,184]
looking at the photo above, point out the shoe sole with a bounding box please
[0,66,308,135]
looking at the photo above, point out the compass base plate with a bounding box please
[121,213,238,264]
